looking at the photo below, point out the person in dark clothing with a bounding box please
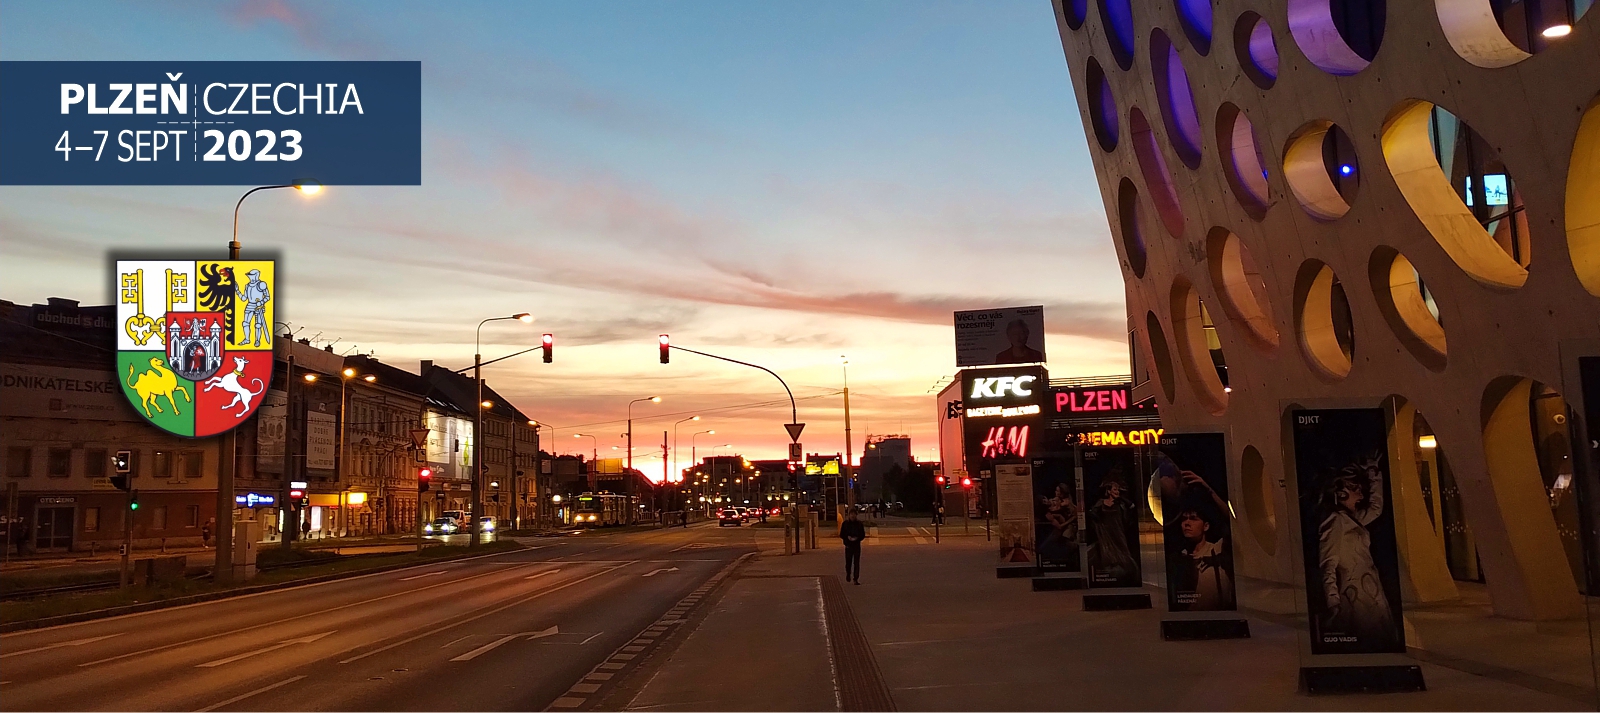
[839,508,866,584]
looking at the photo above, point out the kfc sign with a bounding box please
[961,365,1047,422]
[970,375,1037,399]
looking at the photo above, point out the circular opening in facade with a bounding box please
[1381,99,1530,289]
[1130,107,1188,238]
[1176,0,1215,55]
[1060,0,1089,30]
[1240,445,1277,555]
[1217,103,1273,219]
[1287,0,1386,76]
[1436,0,1590,69]
[1368,247,1447,371]
[1570,96,1600,297]
[1207,227,1280,350]
[1118,178,1149,278]
[1152,29,1205,170]
[1294,260,1355,380]
[1144,311,1178,403]
[1099,0,1137,70]
[1284,120,1360,221]
[1086,57,1119,152]
[1170,278,1230,415]
[1235,12,1279,89]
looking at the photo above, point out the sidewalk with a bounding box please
[626,532,1589,711]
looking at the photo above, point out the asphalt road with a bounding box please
[0,522,760,712]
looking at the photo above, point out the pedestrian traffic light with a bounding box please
[542,333,554,363]
[128,489,140,510]
[659,334,670,364]
[418,467,433,492]
[289,487,306,507]
[110,449,132,491]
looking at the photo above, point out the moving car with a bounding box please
[718,509,742,527]
[423,517,459,535]
[734,507,750,522]
[479,516,496,534]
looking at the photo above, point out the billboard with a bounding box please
[1154,433,1236,611]
[936,379,965,479]
[954,306,1046,367]
[1293,408,1405,655]
[1082,447,1142,587]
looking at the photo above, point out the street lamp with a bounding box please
[672,416,701,484]
[472,313,534,546]
[215,180,320,583]
[842,355,855,510]
[625,396,660,518]
[573,433,598,462]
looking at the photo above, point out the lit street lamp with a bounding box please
[472,313,533,546]
[625,396,660,518]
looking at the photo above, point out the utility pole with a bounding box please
[120,487,134,589]
[662,431,669,519]
[843,356,855,510]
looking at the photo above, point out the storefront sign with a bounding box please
[1065,428,1164,447]
[1054,384,1133,415]
[1,364,130,421]
[235,492,277,507]
[38,496,77,504]
[961,366,1047,419]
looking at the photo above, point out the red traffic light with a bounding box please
[418,467,433,492]
[935,475,946,485]
[542,333,554,363]
[659,334,670,364]
[961,477,973,489]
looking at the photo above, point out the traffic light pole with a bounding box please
[120,487,133,589]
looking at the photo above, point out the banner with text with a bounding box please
[954,306,1046,367]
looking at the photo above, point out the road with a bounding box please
[0,522,761,712]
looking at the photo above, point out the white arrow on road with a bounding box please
[642,567,680,577]
[450,626,560,662]
[196,631,335,668]
[0,633,123,659]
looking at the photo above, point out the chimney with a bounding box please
[421,359,433,372]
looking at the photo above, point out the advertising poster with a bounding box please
[1154,433,1236,611]
[954,306,1046,367]
[1081,447,1141,587]
[306,410,337,471]
[256,390,288,474]
[1031,456,1081,572]
[996,463,1036,565]
[1293,408,1406,655]
[937,378,965,481]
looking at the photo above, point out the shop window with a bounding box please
[186,505,200,527]
[152,506,168,531]
[8,447,32,478]
[47,448,71,478]
[86,449,107,479]
[84,507,100,533]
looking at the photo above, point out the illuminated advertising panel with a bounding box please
[954,306,1046,367]
[962,366,1046,471]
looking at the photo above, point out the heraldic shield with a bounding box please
[116,260,275,438]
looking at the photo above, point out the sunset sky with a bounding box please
[0,0,1126,468]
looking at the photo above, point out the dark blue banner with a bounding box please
[0,61,420,185]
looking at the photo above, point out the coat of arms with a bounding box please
[116,259,275,437]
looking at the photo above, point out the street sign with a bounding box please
[784,423,805,442]
[410,429,430,449]
[789,442,803,460]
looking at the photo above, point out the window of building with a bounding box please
[152,450,173,480]
[47,448,71,477]
[181,451,204,481]
[7,447,32,478]
[186,505,200,527]
[84,507,100,532]
[86,448,107,478]
[152,506,168,530]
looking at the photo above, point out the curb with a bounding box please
[0,544,525,635]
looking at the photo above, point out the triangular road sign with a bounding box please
[410,429,431,449]
[784,423,805,442]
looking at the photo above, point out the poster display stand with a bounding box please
[1030,455,1086,591]
[1078,446,1150,610]
[1153,432,1249,640]
[1285,406,1425,694]
[994,462,1036,578]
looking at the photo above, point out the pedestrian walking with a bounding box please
[680,510,689,528]
[201,517,215,548]
[301,518,312,540]
[840,508,866,585]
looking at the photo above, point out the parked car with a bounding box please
[718,509,742,527]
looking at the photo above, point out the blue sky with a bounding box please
[0,0,1123,464]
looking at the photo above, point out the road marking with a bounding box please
[550,696,584,708]
[399,571,446,581]
[337,563,630,664]
[193,674,306,713]
[642,567,680,577]
[196,631,334,668]
[0,633,123,659]
[570,683,601,693]
[598,662,625,670]
[525,568,561,580]
[440,635,475,649]
[79,563,534,668]
[449,626,559,662]
[914,536,929,545]
[586,673,613,681]
[579,632,604,645]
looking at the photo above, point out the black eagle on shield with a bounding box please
[197,263,238,346]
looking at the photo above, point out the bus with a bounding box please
[572,493,634,527]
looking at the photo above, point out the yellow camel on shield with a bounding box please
[126,357,191,418]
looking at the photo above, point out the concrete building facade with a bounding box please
[1054,0,1600,687]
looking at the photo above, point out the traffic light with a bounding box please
[418,467,433,492]
[289,486,306,508]
[110,450,132,491]
[128,489,140,510]
[935,475,946,488]
[659,334,670,364]
[542,333,554,363]
[961,477,973,489]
